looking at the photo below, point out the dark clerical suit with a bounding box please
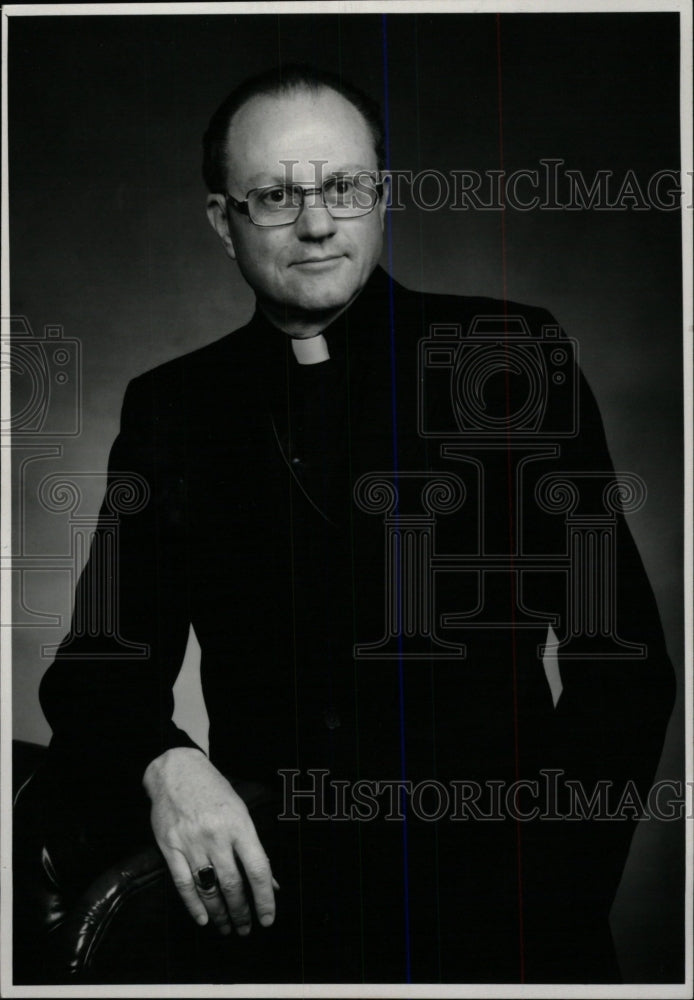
[39,266,675,982]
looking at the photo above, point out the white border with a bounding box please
[680,0,693,995]
[0,1,687,15]
[0,986,692,1000]
[1,2,13,998]
[1,2,691,998]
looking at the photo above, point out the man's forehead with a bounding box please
[223,87,377,188]
[243,161,374,188]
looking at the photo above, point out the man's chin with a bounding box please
[287,275,359,316]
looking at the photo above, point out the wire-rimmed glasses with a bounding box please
[224,172,383,227]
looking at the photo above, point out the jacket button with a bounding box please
[324,709,340,730]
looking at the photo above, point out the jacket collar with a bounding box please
[246,265,405,373]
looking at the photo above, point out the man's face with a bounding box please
[207,87,386,323]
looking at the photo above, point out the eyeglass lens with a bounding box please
[249,175,378,225]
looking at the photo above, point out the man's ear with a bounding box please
[377,173,390,228]
[206,194,237,260]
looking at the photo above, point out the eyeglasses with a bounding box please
[224,172,384,228]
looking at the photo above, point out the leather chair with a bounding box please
[12,740,284,984]
[12,740,224,984]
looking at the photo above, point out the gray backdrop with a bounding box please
[9,10,684,982]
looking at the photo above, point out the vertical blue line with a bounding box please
[381,13,411,984]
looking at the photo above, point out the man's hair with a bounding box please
[202,64,386,192]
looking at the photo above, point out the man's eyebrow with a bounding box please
[246,164,376,188]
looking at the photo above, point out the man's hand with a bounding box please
[143,747,277,936]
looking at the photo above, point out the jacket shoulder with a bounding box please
[128,322,254,394]
[115,321,260,440]
[400,284,560,337]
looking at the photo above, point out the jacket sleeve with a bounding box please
[542,332,676,785]
[39,372,203,802]
[520,311,677,925]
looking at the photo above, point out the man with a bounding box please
[37,65,675,983]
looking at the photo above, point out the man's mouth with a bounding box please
[290,255,344,267]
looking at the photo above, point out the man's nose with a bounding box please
[293,192,338,240]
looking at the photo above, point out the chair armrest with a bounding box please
[51,846,167,978]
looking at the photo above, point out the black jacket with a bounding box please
[39,266,675,981]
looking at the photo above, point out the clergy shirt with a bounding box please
[290,332,330,365]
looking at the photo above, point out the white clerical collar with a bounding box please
[290,333,330,365]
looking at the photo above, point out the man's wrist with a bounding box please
[142,746,207,794]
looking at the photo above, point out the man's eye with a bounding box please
[328,177,356,197]
[258,187,295,208]
[324,176,358,207]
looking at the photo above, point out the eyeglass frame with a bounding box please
[222,171,385,228]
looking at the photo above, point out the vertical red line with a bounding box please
[495,12,526,983]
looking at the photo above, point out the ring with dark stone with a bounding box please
[194,864,217,892]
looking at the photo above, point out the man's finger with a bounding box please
[208,847,253,935]
[235,843,276,928]
[189,857,233,936]
[163,849,211,928]
[165,848,233,935]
